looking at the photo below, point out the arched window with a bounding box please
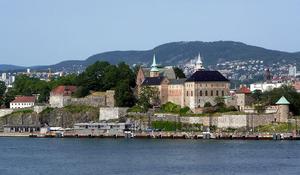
[205,91,208,96]
[216,90,219,96]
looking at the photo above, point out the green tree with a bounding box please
[0,81,6,96]
[73,86,90,98]
[115,80,136,107]
[173,67,186,78]
[0,81,6,107]
[12,75,51,103]
[261,85,300,115]
[3,88,16,108]
[137,86,159,112]
[214,97,225,107]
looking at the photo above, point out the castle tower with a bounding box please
[195,53,204,72]
[275,96,290,123]
[150,54,160,77]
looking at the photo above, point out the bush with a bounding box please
[152,121,181,131]
[160,102,181,113]
[40,107,54,115]
[160,102,191,115]
[204,102,212,107]
[127,105,143,112]
[151,121,203,132]
[179,107,191,115]
[216,105,237,113]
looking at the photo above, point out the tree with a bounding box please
[115,80,136,107]
[173,67,186,78]
[214,97,225,107]
[251,90,263,102]
[0,81,6,96]
[251,85,300,115]
[261,85,300,115]
[137,86,159,112]
[3,88,16,108]
[0,81,6,107]
[12,75,51,103]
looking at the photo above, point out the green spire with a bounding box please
[151,54,159,72]
[276,96,290,105]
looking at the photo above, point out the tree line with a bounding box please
[0,61,136,108]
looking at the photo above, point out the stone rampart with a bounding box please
[154,113,276,128]
[99,107,129,121]
[0,109,14,117]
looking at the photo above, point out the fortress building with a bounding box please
[137,53,230,112]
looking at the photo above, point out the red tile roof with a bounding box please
[237,86,251,94]
[51,86,77,96]
[11,96,35,103]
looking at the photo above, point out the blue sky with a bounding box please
[0,0,300,66]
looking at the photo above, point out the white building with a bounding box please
[10,96,35,109]
[250,82,284,92]
[288,65,300,77]
[1,73,6,81]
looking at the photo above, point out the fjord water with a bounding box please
[1,138,300,175]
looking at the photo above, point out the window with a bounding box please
[216,90,219,96]
[205,91,208,96]
[187,91,189,96]
[222,90,224,96]
[200,90,202,96]
[211,90,213,96]
[191,91,193,96]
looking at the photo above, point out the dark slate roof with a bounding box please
[169,78,187,85]
[186,70,229,82]
[142,77,165,85]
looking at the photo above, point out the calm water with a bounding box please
[0,138,300,175]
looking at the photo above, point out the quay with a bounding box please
[16,131,300,140]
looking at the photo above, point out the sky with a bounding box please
[0,0,300,66]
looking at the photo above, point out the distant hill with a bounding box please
[2,41,300,72]
[0,64,26,72]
